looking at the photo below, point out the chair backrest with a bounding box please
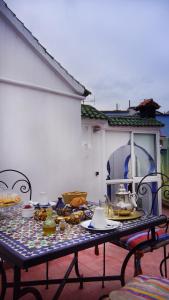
[136,172,169,215]
[0,169,32,200]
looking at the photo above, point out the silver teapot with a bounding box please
[116,184,137,211]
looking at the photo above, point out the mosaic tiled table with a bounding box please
[0,207,167,300]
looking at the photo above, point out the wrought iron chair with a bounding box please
[0,169,32,268]
[99,253,169,300]
[0,169,32,200]
[0,169,51,289]
[110,172,169,286]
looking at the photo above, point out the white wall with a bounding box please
[0,83,83,201]
[81,121,107,202]
[0,13,85,202]
[0,16,75,94]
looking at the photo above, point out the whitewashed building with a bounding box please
[0,0,90,201]
[81,104,164,213]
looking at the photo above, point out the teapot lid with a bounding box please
[116,184,130,195]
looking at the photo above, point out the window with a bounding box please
[134,133,156,177]
[106,131,161,213]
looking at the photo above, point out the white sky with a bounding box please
[4,0,169,112]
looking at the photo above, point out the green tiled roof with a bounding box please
[108,116,164,127]
[81,104,108,120]
[81,104,164,127]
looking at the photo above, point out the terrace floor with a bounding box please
[4,206,169,300]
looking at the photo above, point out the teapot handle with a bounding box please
[129,192,138,208]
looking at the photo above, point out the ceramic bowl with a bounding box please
[22,205,34,218]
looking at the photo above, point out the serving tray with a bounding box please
[109,210,143,221]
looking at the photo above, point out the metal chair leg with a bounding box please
[121,240,151,286]
[160,252,169,277]
[134,251,143,276]
[46,261,49,289]
[163,245,167,278]
[0,260,7,300]
[160,246,168,278]
[102,243,106,288]
[74,252,83,289]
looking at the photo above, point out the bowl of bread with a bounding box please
[62,191,87,205]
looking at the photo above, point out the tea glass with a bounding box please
[99,199,111,218]
[39,192,48,206]
[91,206,106,228]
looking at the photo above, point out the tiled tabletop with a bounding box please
[0,207,167,267]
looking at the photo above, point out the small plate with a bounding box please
[31,201,56,208]
[80,219,121,231]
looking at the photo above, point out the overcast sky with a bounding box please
[5,0,169,112]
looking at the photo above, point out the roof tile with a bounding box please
[81,104,108,120]
[81,104,164,127]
